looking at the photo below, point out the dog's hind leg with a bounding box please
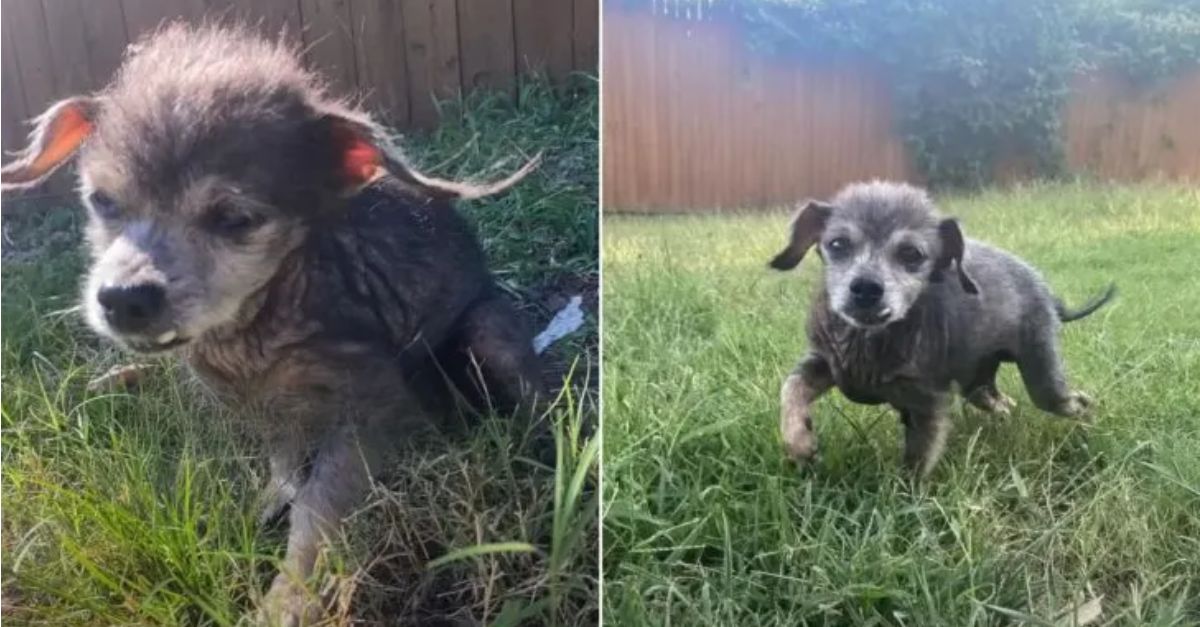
[900,398,951,477]
[1016,337,1091,417]
[451,295,548,419]
[963,357,1015,416]
[780,354,833,463]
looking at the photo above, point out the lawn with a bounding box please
[602,182,1200,626]
[1,78,598,626]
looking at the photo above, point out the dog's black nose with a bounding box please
[849,278,884,307]
[98,284,166,333]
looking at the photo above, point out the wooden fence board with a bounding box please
[298,0,356,93]
[78,0,132,90]
[40,0,93,95]
[122,0,205,35]
[401,0,461,128]
[353,0,410,127]
[1065,72,1200,181]
[2,13,31,153]
[514,0,573,81]
[573,0,598,73]
[456,0,515,93]
[6,0,59,113]
[224,0,302,39]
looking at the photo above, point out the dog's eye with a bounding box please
[207,203,265,236]
[827,237,851,254]
[896,244,925,265]
[88,191,121,220]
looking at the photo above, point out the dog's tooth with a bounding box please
[156,330,178,344]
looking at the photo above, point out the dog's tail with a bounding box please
[1056,283,1117,322]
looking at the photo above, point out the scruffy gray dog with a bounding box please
[2,24,544,625]
[769,181,1114,477]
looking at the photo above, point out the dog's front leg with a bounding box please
[260,427,379,627]
[899,396,952,478]
[780,354,833,463]
[260,434,308,527]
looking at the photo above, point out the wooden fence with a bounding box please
[1,0,598,161]
[602,5,1200,212]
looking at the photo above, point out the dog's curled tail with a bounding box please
[1056,283,1117,322]
[384,150,542,201]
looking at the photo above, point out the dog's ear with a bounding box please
[769,200,833,270]
[315,111,540,200]
[935,218,979,295]
[1,97,98,190]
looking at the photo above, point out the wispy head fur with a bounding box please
[771,180,973,329]
[3,22,537,353]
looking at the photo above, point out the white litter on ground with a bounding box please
[532,295,585,355]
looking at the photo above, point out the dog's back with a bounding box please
[305,179,492,360]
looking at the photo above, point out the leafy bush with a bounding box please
[1076,0,1200,83]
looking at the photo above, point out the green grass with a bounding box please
[1,77,597,626]
[602,181,1200,626]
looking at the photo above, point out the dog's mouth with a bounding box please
[841,306,893,328]
[123,330,191,354]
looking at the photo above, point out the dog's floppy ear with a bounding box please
[769,200,833,270]
[1,97,98,190]
[315,110,540,200]
[935,218,979,295]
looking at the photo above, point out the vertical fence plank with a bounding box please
[6,0,59,112]
[599,6,628,208]
[353,0,410,128]
[222,0,303,40]
[2,11,31,154]
[456,0,515,95]
[572,0,597,73]
[1168,72,1200,177]
[78,0,131,89]
[1065,71,1200,181]
[298,0,357,94]
[122,0,205,37]
[401,0,461,128]
[602,7,1007,211]
[513,0,572,82]
[40,0,92,95]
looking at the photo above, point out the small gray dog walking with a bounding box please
[769,181,1114,477]
[2,23,546,626]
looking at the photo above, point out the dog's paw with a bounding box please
[782,425,820,464]
[256,576,324,627]
[994,392,1017,415]
[258,480,299,528]
[966,388,1016,417]
[1062,392,1093,418]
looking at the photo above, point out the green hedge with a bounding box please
[626,0,1200,188]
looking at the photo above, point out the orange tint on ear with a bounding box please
[35,106,93,173]
[328,120,382,187]
[1,98,96,189]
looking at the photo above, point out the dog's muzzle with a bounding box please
[95,283,188,352]
[843,277,893,326]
